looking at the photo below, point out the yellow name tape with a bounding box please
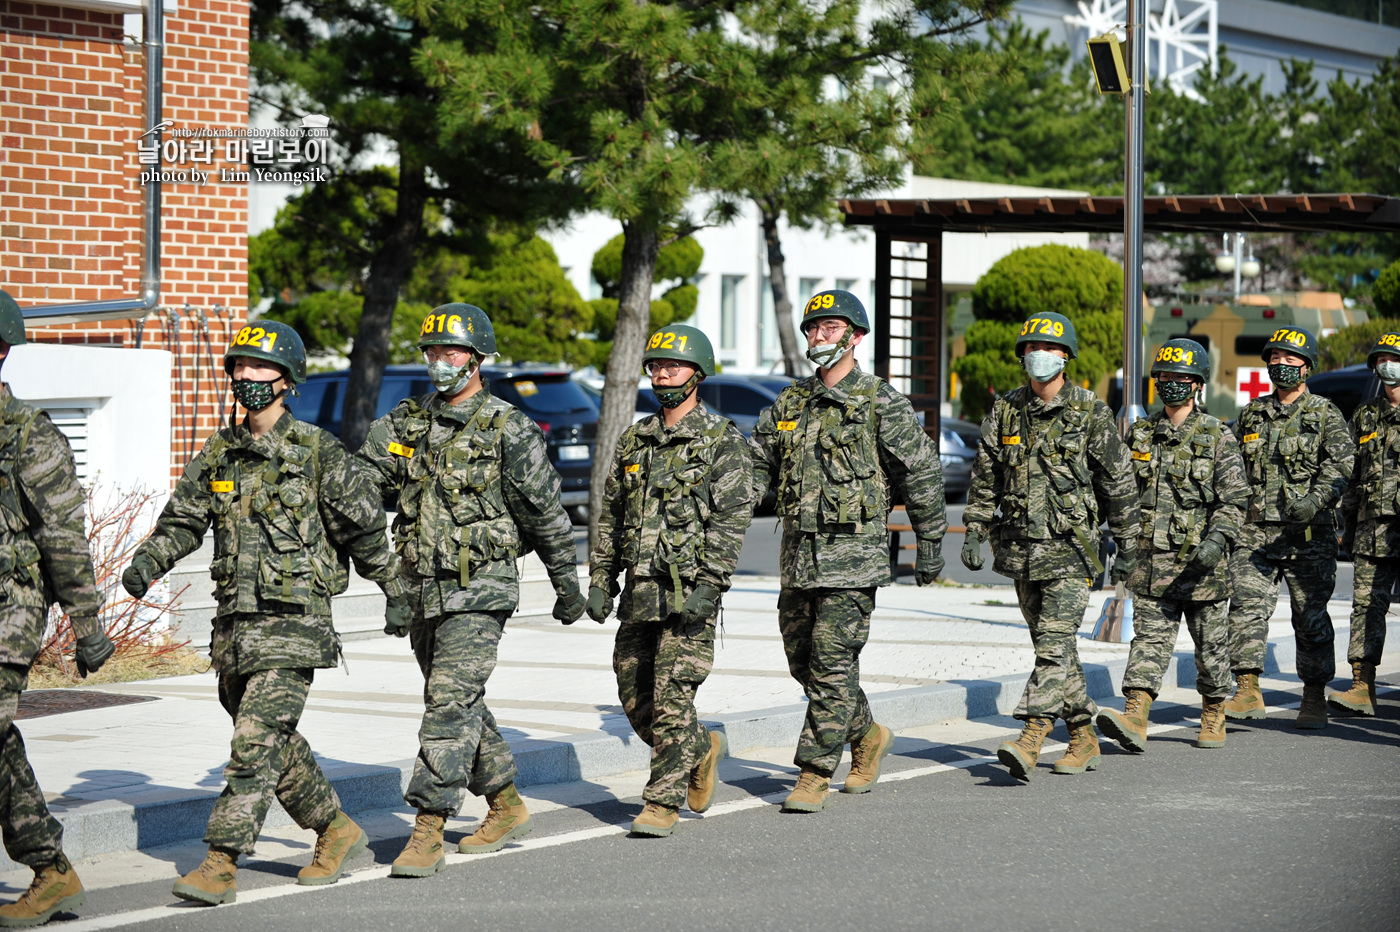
[209,481,234,493]
[1001,435,1021,445]
[1132,451,1151,461]
[1360,431,1378,444]
[388,442,415,458]
[1242,433,1260,443]
[777,421,798,431]
[626,463,641,473]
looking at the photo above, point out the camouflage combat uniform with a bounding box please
[0,385,103,869]
[750,368,946,777]
[591,402,752,809]
[1228,392,1354,686]
[963,382,1140,727]
[358,388,579,815]
[1124,409,1249,698]
[134,410,404,854]
[1339,396,1400,668]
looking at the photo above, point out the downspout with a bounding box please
[20,0,163,327]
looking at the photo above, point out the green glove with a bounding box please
[1285,493,1322,524]
[383,593,414,638]
[554,585,588,625]
[586,585,613,624]
[1110,546,1137,585]
[682,584,722,626]
[1187,531,1228,572]
[75,631,114,678]
[960,526,984,571]
[121,554,157,599]
[915,538,944,586]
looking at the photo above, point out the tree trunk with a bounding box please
[341,151,428,451]
[588,220,660,554]
[762,206,808,378]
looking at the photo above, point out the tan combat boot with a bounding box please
[460,784,532,854]
[297,811,368,886]
[1197,698,1227,748]
[390,811,447,878]
[687,728,728,813]
[172,848,237,905]
[630,802,680,837]
[1096,688,1153,753]
[1223,673,1266,720]
[1329,661,1377,716]
[0,854,85,927]
[781,769,831,813]
[1295,683,1329,730]
[996,716,1054,781]
[842,722,895,794]
[1052,723,1101,774]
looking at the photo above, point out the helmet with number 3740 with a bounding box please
[1014,312,1079,360]
[1150,338,1210,383]
[223,320,306,384]
[417,303,497,355]
[1260,325,1318,371]
[642,324,715,378]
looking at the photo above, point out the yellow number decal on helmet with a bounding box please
[1382,334,1400,347]
[803,294,836,316]
[1270,328,1308,348]
[233,325,277,350]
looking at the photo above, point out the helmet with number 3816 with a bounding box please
[1260,325,1318,371]
[799,290,871,335]
[1014,312,1079,360]
[1366,332,1400,369]
[642,324,716,378]
[417,303,497,356]
[1150,338,1210,383]
[223,320,307,384]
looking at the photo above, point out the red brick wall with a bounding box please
[1,0,249,485]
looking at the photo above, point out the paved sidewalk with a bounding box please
[6,577,1353,870]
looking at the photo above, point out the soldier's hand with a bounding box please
[1109,548,1137,585]
[960,527,984,571]
[1187,531,1228,572]
[554,586,588,625]
[1285,493,1322,524]
[585,585,613,624]
[682,584,721,626]
[915,539,944,586]
[74,631,115,679]
[121,554,157,599]
[383,593,414,638]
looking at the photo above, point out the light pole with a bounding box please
[1215,233,1262,299]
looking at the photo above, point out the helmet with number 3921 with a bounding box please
[641,324,716,378]
[1150,338,1210,382]
[1014,312,1079,360]
[223,320,307,384]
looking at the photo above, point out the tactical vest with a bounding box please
[0,401,46,606]
[1130,413,1225,557]
[993,386,1100,552]
[203,423,347,612]
[1236,394,1332,524]
[770,378,887,531]
[614,417,728,612]
[1350,399,1400,521]
[388,394,522,584]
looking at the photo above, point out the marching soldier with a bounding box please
[1225,326,1354,729]
[1333,333,1400,716]
[123,320,411,904]
[588,325,753,837]
[751,290,946,813]
[1096,339,1248,752]
[357,304,585,877]
[961,312,1140,780]
[0,291,113,928]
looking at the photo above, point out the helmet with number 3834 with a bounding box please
[1150,338,1210,383]
[1014,312,1079,360]
[799,290,871,335]
[642,324,716,378]
[417,303,497,356]
[223,320,307,384]
[1366,332,1400,369]
[1260,325,1318,371]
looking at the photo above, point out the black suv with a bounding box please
[285,364,598,508]
[1305,363,1379,422]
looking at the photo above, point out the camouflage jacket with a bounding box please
[1341,395,1400,556]
[750,367,946,589]
[964,381,1140,582]
[1126,408,1248,600]
[137,410,403,673]
[1233,390,1354,547]
[358,388,578,618]
[0,385,102,670]
[590,402,753,622]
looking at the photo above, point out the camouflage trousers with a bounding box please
[1228,535,1336,686]
[1348,554,1396,665]
[405,611,517,816]
[614,615,716,810]
[0,685,63,869]
[778,587,876,777]
[1123,595,1231,699]
[205,668,339,855]
[1012,577,1096,728]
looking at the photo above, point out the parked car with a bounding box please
[285,363,598,508]
[577,372,795,437]
[1306,363,1378,422]
[939,418,980,503]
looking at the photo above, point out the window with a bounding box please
[41,406,93,484]
[836,278,857,293]
[799,278,821,307]
[1170,334,1211,351]
[720,275,742,350]
[1235,335,1269,357]
[761,277,780,362]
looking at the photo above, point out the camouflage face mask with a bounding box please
[427,358,475,395]
[231,378,282,411]
[1267,362,1305,388]
[652,372,701,409]
[1156,378,1196,406]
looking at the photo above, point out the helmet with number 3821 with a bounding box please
[417,303,497,356]
[642,324,716,378]
[1366,332,1400,369]
[1150,338,1210,383]
[1014,312,1079,360]
[1260,325,1318,371]
[799,290,871,335]
[223,320,307,384]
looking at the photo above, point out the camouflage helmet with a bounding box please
[1260,325,1319,371]
[1014,312,1079,360]
[800,290,871,335]
[641,324,715,378]
[418,303,497,355]
[223,320,306,384]
[1150,338,1210,383]
[0,290,26,346]
[1366,332,1400,369]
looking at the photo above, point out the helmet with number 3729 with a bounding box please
[1014,312,1079,360]
[223,320,306,384]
